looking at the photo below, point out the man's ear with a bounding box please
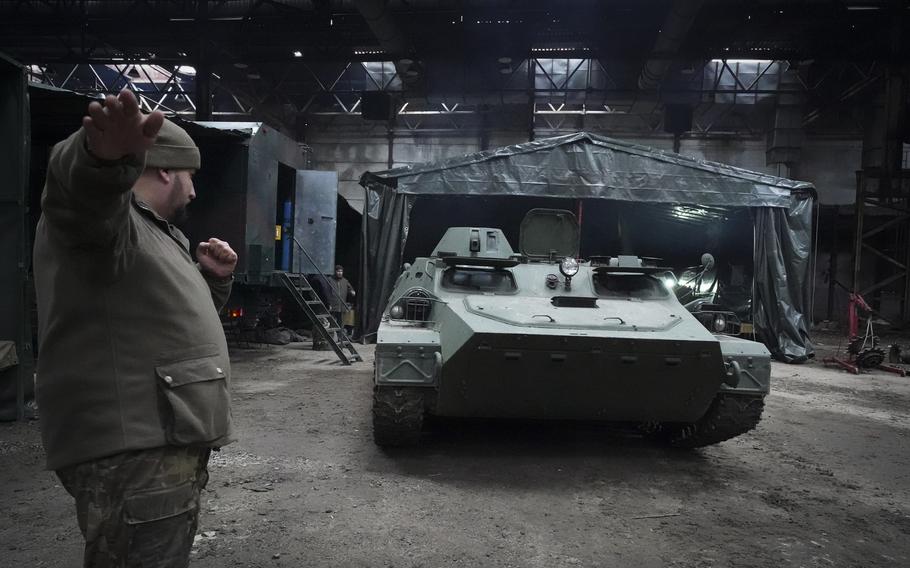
[157,168,172,184]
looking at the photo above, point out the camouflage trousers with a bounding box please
[56,446,211,568]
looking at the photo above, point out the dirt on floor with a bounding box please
[2,341,909,568]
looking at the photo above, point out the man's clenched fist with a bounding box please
[197,238,238,279]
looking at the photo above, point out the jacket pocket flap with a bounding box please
[123,481,196,525]
[156,355,226,388]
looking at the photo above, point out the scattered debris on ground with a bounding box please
[2,343,908,567]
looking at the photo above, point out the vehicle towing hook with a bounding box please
[724,359,742,387]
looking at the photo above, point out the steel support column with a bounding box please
[852,2,909,321]
[853,72,910,320]
[195,0,212,121]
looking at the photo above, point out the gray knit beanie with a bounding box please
[145,118,201,170]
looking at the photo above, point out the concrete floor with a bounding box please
[2,342,909,567]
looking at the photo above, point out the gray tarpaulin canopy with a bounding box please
[359,132,816,363]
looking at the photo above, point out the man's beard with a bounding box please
[169,175,190,225]
[171,205,189,225]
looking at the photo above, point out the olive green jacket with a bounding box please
[329,277,354,313]
[33,129,235,471]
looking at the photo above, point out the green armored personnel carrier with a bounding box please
[372,209,770,448]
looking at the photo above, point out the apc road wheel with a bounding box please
[372,387,425,447]
[660,394,765,449]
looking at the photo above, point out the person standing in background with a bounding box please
[330,264,355,339]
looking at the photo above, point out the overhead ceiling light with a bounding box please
[497,56,512,64]
[234,62,248,69]
[712,58,773,65]
[846,4,880,9]
[399,57,414,66]
[405,68,420,77]
[247,72,261,80]
[530,46,589,53]
[293,50,303,57]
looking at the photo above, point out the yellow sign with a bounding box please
[740,323,754,335]
[275,225,282,241]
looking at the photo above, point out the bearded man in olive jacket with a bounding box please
[33,89,238,568]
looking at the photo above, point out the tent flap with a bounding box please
[360,186,414,339]
[753,196,815,363]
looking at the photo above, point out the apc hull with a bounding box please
[435,333,724,422]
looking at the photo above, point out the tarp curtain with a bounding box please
[753,195,815,363]
[360,185,414,341]
[359,132,816,362]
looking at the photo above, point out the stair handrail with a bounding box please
[291,237,350,317]
[276,271,356,364]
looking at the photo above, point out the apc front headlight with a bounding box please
[389,304,404,319]
[713,314,727,332]
[559,257,579,277]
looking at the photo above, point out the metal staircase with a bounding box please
[274,240,361,365]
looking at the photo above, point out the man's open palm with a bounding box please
[83,89,164,161]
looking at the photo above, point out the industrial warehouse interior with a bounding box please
[1,1,909,566]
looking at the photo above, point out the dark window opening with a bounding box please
[442,267,517,293]
[593,273,668,299]
[275,163,296,272]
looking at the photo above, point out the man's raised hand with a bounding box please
[82,89,164,161]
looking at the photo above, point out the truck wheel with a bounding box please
[372,387,424,447]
